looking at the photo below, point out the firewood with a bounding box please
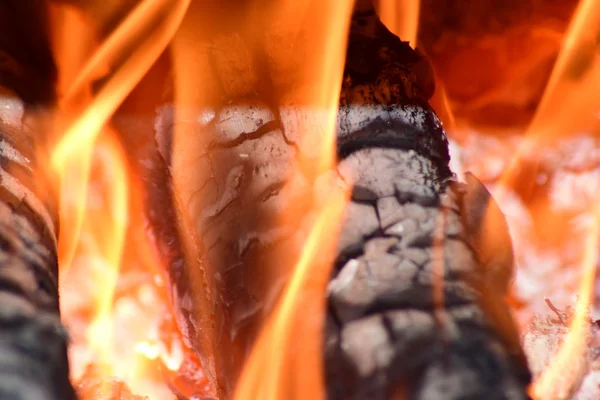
[0,2,75,399]
[143,1,533,399]
[324,6,529,399]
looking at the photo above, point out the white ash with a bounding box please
[448,139,464,182]
[549,169,600,212]
[522,300,600,399]
[0,88,24,128]
[0,139,31,170]
[457,130,520,182]
[575,370,600,400]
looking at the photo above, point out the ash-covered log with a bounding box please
[0,2,75,399]
[143,1,532,399]
[325,4,530,399]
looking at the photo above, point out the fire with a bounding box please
[51,0,190,269]
[526,0,600,142]
[168,0,354,397]
[495,0,600,198]
[39,0,600,398]
[48,0,192,398]
[483,0,600,397]
[80,130,128,366]
[231,1,354,398]
[376,0,420,48]
[234,190,348,400]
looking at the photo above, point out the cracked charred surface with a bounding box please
[327,147,530,399]
[157,2,531,399]
[325,7,530,400]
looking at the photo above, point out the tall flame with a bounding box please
[234,190,348,400]
[233,1,355,398]
[49,0,190,398]
[51,0,190,271]
[526,0,600,141]
[77,130,129,393]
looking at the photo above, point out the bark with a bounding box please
[146,2,532,399]
[0,2,76,399]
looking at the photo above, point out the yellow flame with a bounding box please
[229,2,355,398]
[376,0,420,48]
[82,131,129,393]
[51,0,190,271]
[48,0,190,398]
[530,206,599,399]
[234,190,348,400]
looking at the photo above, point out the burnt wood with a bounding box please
[324,6,530,399]
[0,2,75,399]
[141,2,533,399]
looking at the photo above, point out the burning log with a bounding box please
[0,1,75,399]
[146,1,534,399]
[325,5,530,399]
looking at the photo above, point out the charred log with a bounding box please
[0,2,75,399]
[324,7,530,399]
[142,1,533,399]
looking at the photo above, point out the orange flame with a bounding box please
[376,0,420,48]
[49,0,190,398]
[526,0,600,141]
[229,1,354,398]
[52,0,190,271]
[234,190,348,400]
